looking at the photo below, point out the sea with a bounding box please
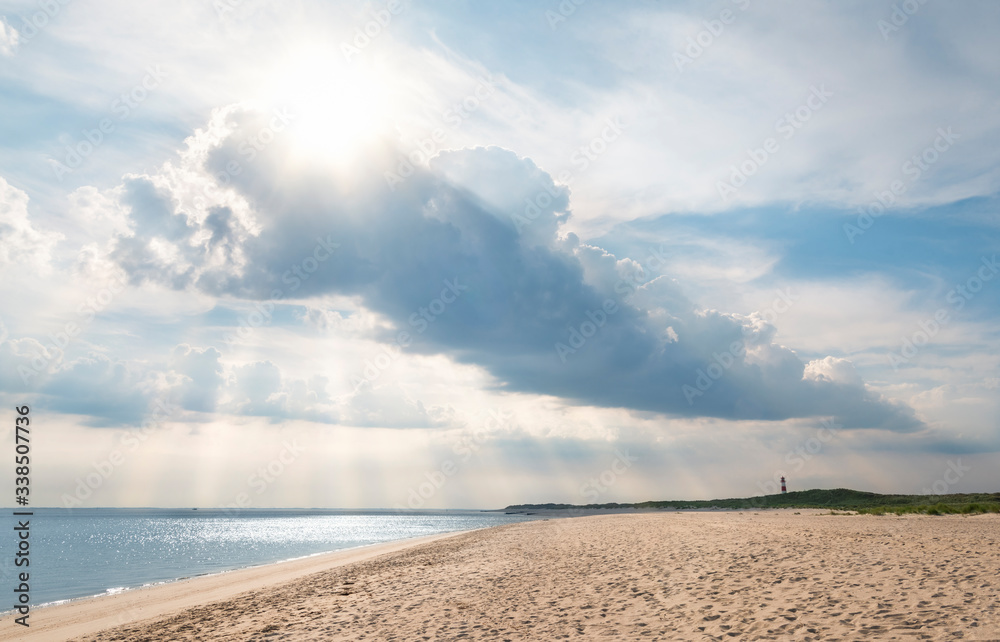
[1,508,539,610]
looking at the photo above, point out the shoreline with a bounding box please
[16,537,437,614]
[2,529,474,642]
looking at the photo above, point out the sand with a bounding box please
[6,511,1000,641]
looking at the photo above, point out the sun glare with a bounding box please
[264,47,392,167]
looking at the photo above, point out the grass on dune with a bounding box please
[506,488,1000,515]
[856,502,1000,516]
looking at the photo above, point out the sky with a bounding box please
[0,0,998,509]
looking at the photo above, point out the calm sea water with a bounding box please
[0,508,537,609]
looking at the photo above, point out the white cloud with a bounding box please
[546,2,1000,223]
[0,176,63,272]
[804,356,864,387]
[0,19,19,57]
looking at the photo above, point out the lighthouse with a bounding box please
[780,476,787,494]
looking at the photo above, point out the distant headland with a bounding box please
[505,488,1000,515]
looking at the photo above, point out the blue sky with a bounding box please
[0,0,998,508]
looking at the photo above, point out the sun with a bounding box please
[262,46,393,167]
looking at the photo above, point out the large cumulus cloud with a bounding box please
[92,104,921,431]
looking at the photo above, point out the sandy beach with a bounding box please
[6,511,1000,641]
